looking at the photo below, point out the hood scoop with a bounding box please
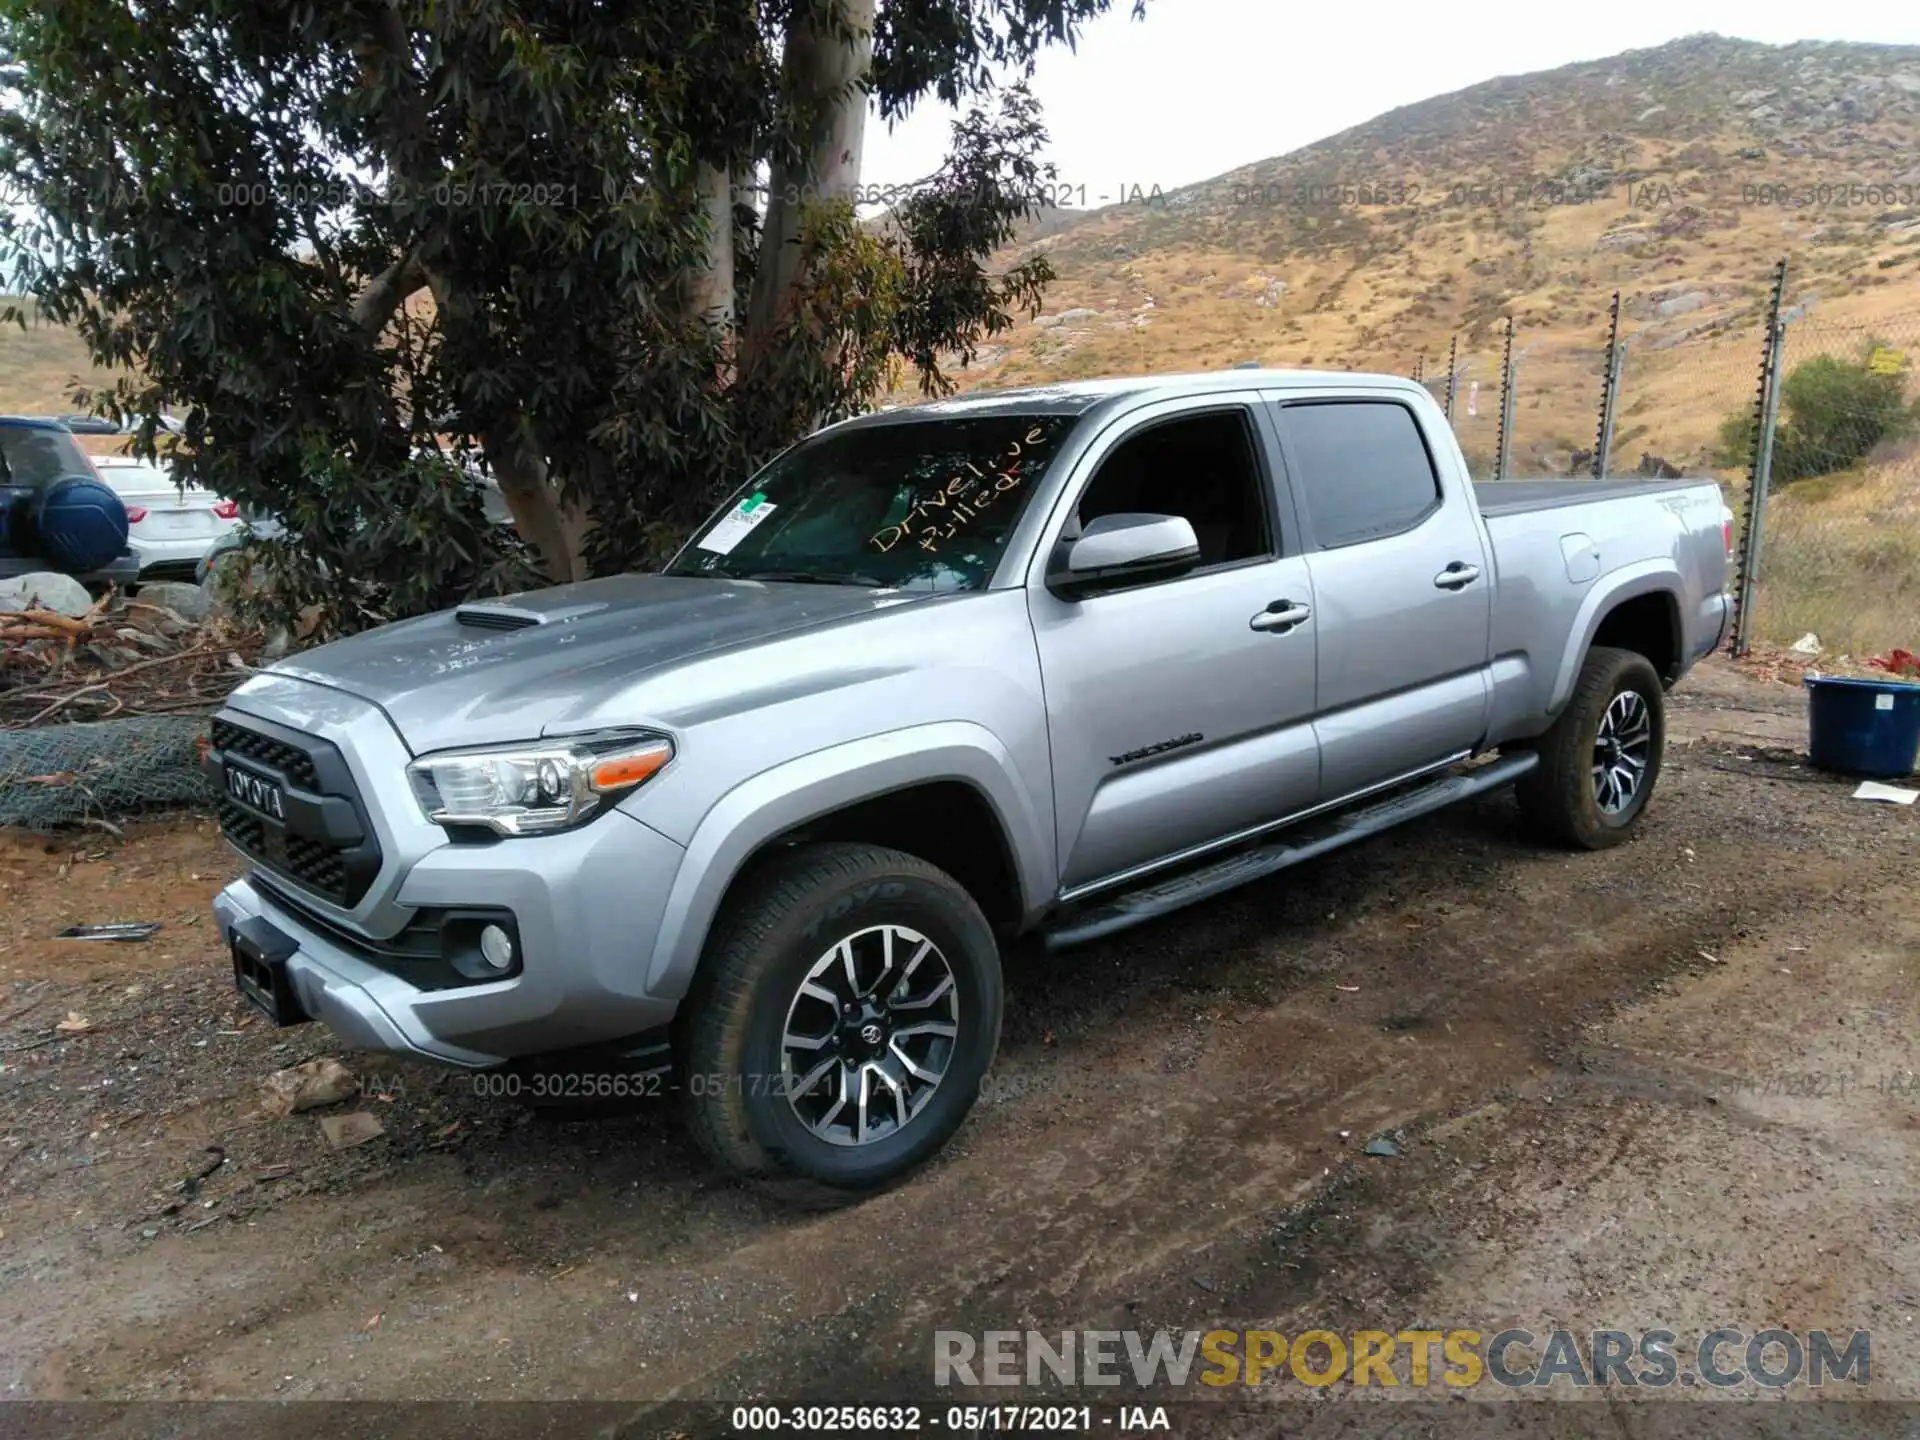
[453,604,545,631]
[453,596,620,631]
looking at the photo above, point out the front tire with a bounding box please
[679,842,1003,1200]
[1516,645,1665,850]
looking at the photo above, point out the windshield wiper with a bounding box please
[738,568,889,588]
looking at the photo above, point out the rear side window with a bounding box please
[0,422,90,489]
[1276,401,1440,548]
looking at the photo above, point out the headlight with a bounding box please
[406,730,674,836]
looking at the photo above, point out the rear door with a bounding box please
[1268,396,1494,799]
[1028,393,1322,893]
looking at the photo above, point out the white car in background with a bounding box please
[89,454,242,582]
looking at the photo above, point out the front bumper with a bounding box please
[215,878,484,1061]
[209,675,692,1066]
[213,808,692,1065]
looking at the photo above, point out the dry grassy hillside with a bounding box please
[921,33,1920,654]
[0,300,118,416]
[946,34,1920,406]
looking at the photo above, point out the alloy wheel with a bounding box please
[1592,689,1653,815]
[780,924,960,1147]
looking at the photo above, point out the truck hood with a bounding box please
[267,573,929,751]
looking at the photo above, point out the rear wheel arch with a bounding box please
[1589,590,1681,684]
[1550,568,1685,712]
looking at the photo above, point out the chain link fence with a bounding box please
[1743,312,1920,660]
[1367,262,1915,661]
[1505,339,1608,479]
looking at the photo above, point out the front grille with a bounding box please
[286,831,351,896]
[215,797,266,856]
[209,713,380,906]
[212,716,319,790]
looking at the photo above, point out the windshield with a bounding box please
[93,458,179,494]
[665,413,1080,590]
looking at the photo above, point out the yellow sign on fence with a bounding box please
[1866,345,1907,376]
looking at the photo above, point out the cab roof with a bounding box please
[839,368,1428,429]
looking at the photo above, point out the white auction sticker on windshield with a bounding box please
[697,492,776,555]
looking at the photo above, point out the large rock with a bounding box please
[0,571,93,617]
[261,1057,359,1117]
[1653,290,1708,319]
[131,580,212,623]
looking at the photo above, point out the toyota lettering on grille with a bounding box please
[226,764,286,820]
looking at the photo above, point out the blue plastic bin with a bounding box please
[1804,675,1920,778]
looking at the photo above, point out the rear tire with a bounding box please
[1516,645,1665,850]
[678,842,1002,1203]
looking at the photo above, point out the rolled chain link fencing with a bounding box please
[0,716,213,830]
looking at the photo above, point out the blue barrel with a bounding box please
[1804,675,1920,777]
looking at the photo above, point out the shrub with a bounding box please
[1714,407,1757,469]
[1714,344,1919,482]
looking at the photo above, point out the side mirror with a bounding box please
[1048,512,1201,598]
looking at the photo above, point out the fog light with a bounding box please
[479,924,515,972]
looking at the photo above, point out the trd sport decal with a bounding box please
[1109,733,1204,767]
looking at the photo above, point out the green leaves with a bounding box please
[1,0,1108,630]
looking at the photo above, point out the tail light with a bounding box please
[212,498,239,519]
[125,505,149,523]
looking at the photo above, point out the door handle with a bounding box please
[1433,562,1481,590]
[1250,600,1312,633]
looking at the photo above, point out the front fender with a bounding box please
[643,721,1055,998]
[1547,560,1682,714]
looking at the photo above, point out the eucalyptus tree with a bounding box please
[1,0,1145,628]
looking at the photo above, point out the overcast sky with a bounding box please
[863,0,1920,200]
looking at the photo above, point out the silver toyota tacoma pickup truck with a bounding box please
[208,370,1731,1195]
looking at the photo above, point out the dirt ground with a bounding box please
[2,656,1917,1430]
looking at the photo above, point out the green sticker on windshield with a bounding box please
[742,491,767,513]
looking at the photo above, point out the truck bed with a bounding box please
[1474,477,1711,518]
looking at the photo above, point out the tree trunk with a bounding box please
[743,0,875,354]
[350,251,423,337]
[482,420,590,586]
[688,162,736,330]
[422,264,589,583]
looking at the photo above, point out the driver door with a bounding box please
[1027,396,1322,894]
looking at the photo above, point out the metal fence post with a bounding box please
[1494,317,1518,482]
[1592,291,1623,478]
[1444,337,1459,421]
[1731,258,1790,657]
